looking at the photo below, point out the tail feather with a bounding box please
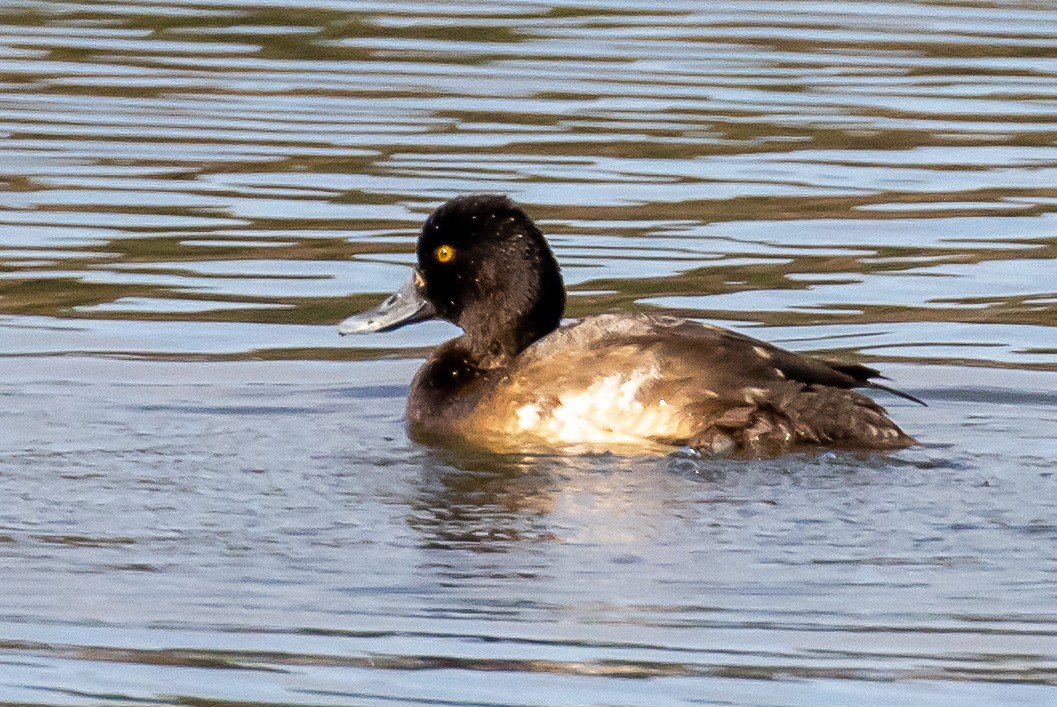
[868,381,927,407]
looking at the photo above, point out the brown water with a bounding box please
[2,1,1057,704]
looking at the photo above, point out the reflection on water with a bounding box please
[2,1,1057,704]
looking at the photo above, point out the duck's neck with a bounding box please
[460,302,562,369]
[458,264,565,369]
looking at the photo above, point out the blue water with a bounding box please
[2,1,1057,704]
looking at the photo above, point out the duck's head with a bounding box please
[339,194,565,362]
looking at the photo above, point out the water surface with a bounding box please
[1,1,1056,704]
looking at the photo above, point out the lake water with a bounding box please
[2,1,1057,704]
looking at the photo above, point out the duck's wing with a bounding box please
[487,314,918,454]
[664,318,926,406]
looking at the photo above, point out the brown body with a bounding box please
[408,314,916,456]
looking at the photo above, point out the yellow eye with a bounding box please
[435,244,455,263]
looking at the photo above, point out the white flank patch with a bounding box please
[515,368,677,444]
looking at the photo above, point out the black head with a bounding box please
[417,194,565,360]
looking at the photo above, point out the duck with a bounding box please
[339,194,922,456]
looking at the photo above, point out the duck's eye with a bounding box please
[435,244,456,263]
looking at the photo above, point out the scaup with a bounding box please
[339,194,922,456]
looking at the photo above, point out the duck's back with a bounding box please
[456,314,915,455]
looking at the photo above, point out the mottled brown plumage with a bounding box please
[411,314,917,455]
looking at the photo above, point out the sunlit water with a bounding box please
[2,1,1057,705]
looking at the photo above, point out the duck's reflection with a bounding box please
[407,447,561,551]
[403,441,914,559]
[406,446,706,554]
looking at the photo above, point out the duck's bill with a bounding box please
[338,270,436,335]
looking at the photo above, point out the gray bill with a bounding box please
[338,269,436,335]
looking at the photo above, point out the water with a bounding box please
[2,0,1057,704]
